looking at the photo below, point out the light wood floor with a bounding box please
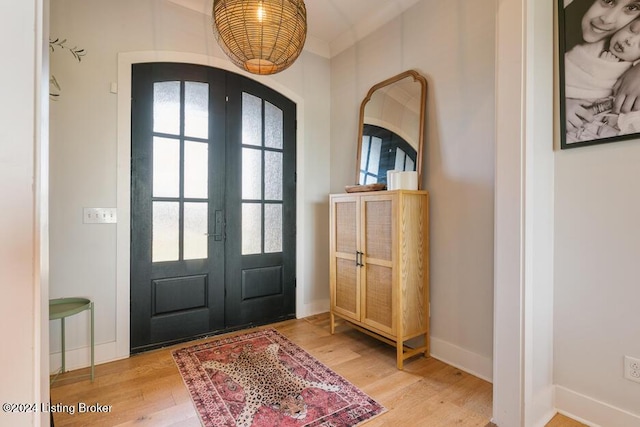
[50,313,584,426]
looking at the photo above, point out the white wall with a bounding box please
[554,143,640,424]
[49,0,331,368]
[0,0,49,426]
[330,0,496,380]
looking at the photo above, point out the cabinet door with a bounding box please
[361,195,395,335]
[330,196,360,321]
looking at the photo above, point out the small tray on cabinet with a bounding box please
[344,183,386,193]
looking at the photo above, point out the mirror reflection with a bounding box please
[356,70,426,188]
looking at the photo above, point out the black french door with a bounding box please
[130,63,296,353]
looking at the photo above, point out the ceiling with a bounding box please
[167,0,422,58]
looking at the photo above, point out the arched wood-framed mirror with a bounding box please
[355,70,427,189]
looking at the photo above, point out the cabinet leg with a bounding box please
[424,331,430,358]
[329,312,335,334]
[396,342,404,370]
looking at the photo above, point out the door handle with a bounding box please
[213,210,225,241]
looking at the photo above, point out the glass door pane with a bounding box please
[240,92,285,256]
[184,82,209,139]
[184,141,208,199]
[242,93,262,147]
[151,80,210,263]
[153,81,180,135]
[242,147,262,200]
[153,137,180,198]
[184,202,208,260]
[264,204,282,253]
[152,202,180,262]
[242,203,262,255]
[264,151,282,201]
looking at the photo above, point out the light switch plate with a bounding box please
[83,207,117,224]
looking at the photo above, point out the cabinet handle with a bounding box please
[355,251,361,267]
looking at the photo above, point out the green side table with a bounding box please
[49,297,94,382]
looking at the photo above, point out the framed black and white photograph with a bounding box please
[558,0,640,149]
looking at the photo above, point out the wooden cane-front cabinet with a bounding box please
[329,190,429,369]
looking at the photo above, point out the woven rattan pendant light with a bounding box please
[212,0,307,75]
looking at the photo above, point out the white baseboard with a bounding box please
[529,387,556,427]
[429,336,493,382]
[49,341,127,374]
[555,385,640,427]
[296,298,329,319]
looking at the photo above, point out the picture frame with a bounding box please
[558,0,640,149]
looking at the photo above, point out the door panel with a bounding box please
[361,196,395,335]
[131,63,226,352]
[335,258,358,316]
[330,197,360,321]
[241,266,282,299]
[364,264,393,332]
[224,74,296,328]
[152,275,207,315]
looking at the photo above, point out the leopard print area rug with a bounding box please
[172,328,386,427]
